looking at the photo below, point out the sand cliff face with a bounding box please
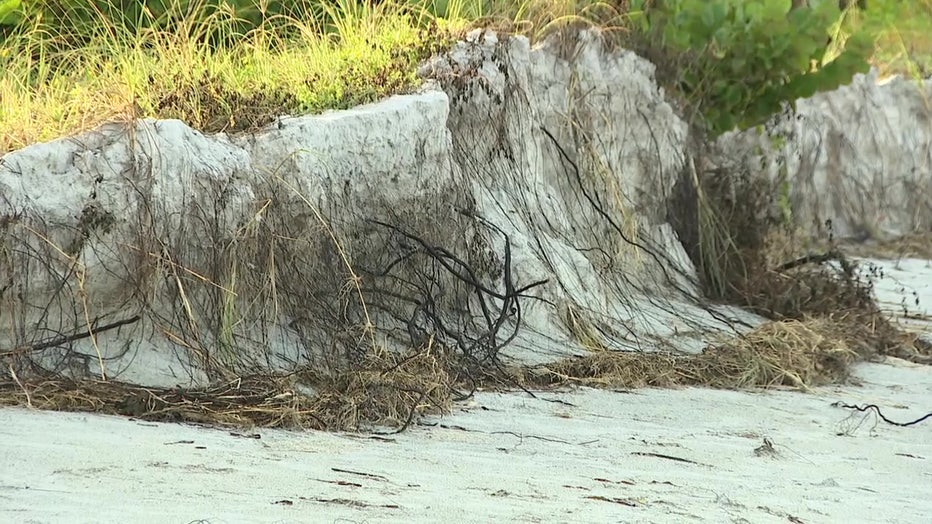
[0,29,927,387]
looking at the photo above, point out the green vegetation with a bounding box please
[630,0,873,136]
[0,0,929,153]
[852,0,932,77]
[0,0,462,152]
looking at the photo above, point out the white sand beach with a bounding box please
[2,352,930,524]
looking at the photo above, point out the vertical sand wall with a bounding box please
[1,30,926,387]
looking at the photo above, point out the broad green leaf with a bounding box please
[0,0,21,25]
[760,0,792,21]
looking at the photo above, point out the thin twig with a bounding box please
[8,364,33,408]
[1,315,141,357]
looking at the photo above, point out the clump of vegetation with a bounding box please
[0,0,929,152]
[0,343,456,430]
[844,0,932,78]
[621,1,931,392]
[626,0,873,136]
[0,0,459,152]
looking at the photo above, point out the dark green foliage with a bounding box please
[0,0,23,43]
[0,0,21,24]
[631,0,873,136]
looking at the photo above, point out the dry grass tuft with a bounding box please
[692,318,860,389]
[0,373,316,428]
[0,342,455,431]
[528,350,685,389]
[524,317,870,392]
[300,342,455,431]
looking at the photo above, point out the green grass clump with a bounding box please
[0,0,458,152]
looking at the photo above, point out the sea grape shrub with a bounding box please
[0,0,22,42]
[630,0,872,136]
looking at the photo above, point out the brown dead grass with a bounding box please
[690,317,861,388]
[521,315,903,392]
[299,343,455,431]
[0,342,455,431]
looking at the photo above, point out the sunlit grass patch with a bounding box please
[0,0,458,153]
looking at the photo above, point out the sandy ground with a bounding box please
[2,357,930,524]
[1,258,930,524]
[866,257,932,335]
